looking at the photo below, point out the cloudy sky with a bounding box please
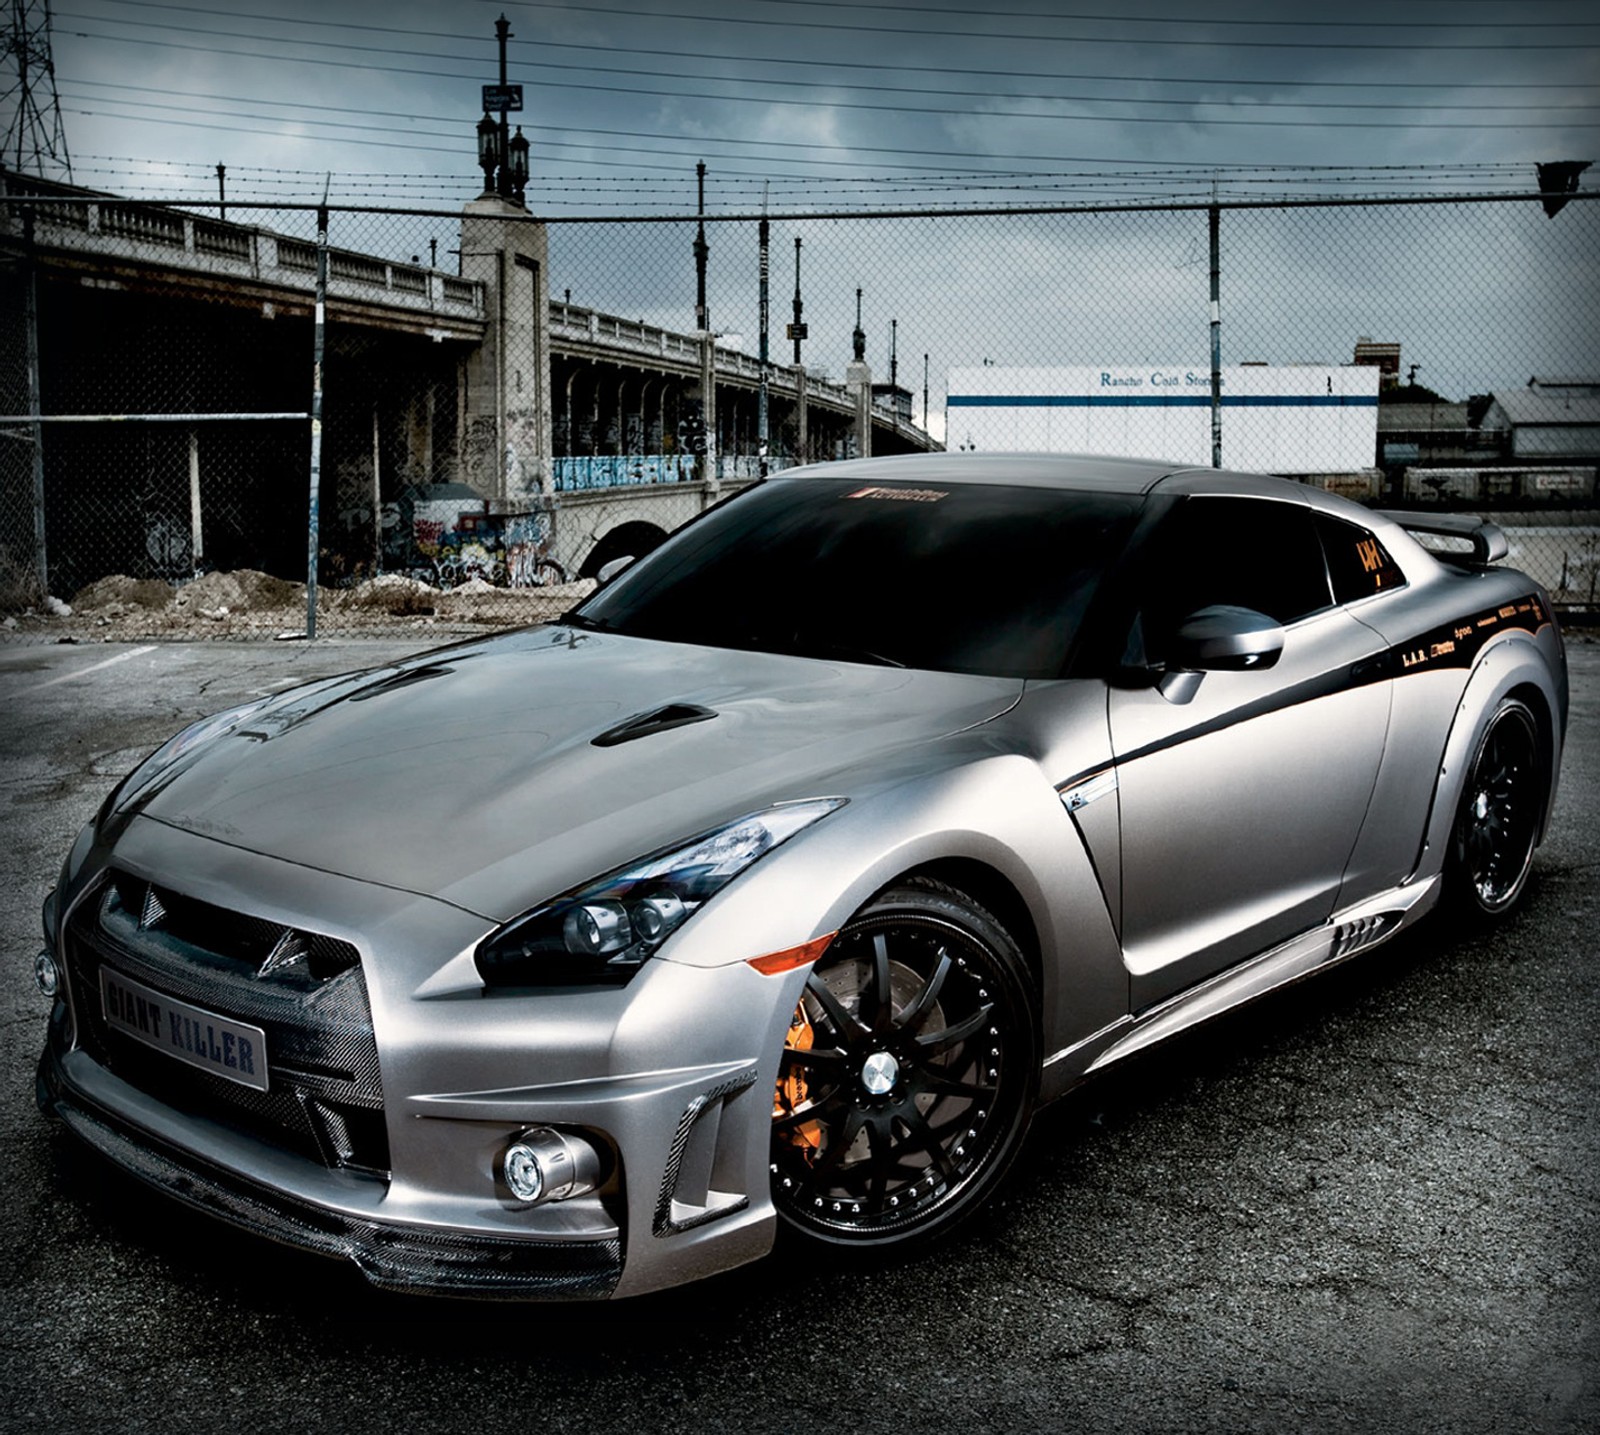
[13,2,1597,419]
[28,0,1600,210]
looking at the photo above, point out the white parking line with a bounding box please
[28,645,159,692]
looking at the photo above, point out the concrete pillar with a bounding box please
[698,331,718,491]
[458,196,552,502]
[846,358,873,459]
[794,364,808,462]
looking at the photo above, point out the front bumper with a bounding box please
[37,817,813,1299]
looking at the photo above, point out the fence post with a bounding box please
[22,211,48,599]
[305,199,328,638]
[1209,201,1223,469]
[187,427,204,572]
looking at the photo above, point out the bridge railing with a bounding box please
[551,301,857,407]
[0,176,485,323]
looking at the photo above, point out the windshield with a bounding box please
[574,477,1141,678]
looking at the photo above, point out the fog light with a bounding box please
[34,950,59,998]
[503,1141,545,1203]
[500,1127,603,1207]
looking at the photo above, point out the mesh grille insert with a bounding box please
[68,872,388,1175]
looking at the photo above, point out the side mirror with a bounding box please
[1169,604,1285,672]
[595,555,635,587]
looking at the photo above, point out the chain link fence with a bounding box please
[1,174,1596,638]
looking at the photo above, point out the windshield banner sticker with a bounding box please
[845,487,949,502]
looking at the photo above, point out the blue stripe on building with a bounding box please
[947,394,1378,409]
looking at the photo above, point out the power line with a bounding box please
[59,0,1596,93]
[446,0,1600,51]
[71,0,1600,35]
[55,33,1600,132]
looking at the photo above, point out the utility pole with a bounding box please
[2,0,73,179]
[758,184,770,477]
[922,352,929,430]
[790,236,804,365]
[694,161,709,332]
[1208,195,1223,469]
[890,318,898,392]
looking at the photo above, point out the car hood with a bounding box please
[132,626,1023,921]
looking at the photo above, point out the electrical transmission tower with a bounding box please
[2,0,72,180]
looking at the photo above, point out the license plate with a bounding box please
[100,966,270,1092]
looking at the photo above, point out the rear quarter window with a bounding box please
[1318,515,1406,604]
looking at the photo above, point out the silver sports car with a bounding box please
[35,452,1568,1300]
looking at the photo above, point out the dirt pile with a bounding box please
[2,570,597,641]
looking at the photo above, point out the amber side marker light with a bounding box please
[745,933,836,977]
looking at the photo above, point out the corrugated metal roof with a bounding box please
[1488,388,1600,426]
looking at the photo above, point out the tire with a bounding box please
[770,880,1038,1250]
[1444,697,1543,918]
[532,557,568,587]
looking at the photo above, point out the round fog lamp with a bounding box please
[34,950,59,998]
[503,1141,545,1204]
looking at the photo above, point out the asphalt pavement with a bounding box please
[1,633,1595,1434]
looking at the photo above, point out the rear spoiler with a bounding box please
[1375,511,1509,565]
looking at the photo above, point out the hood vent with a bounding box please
[592,702,717,748]
[346,662,456,701]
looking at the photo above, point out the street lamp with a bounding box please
[477,113,501,194]
[508,126,529,203]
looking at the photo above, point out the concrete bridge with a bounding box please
[1,172,937,590]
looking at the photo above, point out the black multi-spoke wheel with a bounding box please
[771,882,1037,1248]
[1446,698,1543,917]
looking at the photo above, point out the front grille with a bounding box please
[65,871,389,1175]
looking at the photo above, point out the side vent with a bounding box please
[653,1070,757,1237]
[1331,913,1398,961]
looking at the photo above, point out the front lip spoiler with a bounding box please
[36,1046,623,1301]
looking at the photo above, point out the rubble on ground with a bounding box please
[0,569,598,641]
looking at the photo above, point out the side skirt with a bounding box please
[1039,875,1442,1098]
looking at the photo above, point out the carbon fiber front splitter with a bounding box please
[36,1045,623,1300]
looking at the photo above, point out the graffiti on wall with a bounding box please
[382,485,565,588]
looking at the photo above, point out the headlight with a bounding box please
[474,798,845,987]
[101,697,272,818]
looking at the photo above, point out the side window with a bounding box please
[1317,514,1406,604]
[1135,497,1334,661]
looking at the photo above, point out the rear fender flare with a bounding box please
[1412,634,1562,888]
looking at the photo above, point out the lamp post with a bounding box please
[494,15,511,200]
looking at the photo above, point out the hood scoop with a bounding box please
[592,702,718,748]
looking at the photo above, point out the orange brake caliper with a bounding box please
[774,1001,826,1160]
